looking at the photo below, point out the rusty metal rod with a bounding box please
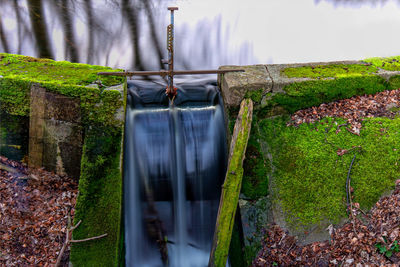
[97,69,245,77]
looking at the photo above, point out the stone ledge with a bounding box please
[219,59,400,109]
[218,65,272,107]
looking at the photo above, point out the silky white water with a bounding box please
[124,80,227,266]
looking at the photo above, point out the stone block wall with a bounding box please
[218,56,400,265]
[29,84,82,178]
[0,53,126,267]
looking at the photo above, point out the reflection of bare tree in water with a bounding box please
[121,0,145,70]
[0,0,254,70]
[27,0,53,59]
[55,0,79,62]
[84,0,95,64]
[0,9,10,53]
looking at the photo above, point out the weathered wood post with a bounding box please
[209,98,253,267]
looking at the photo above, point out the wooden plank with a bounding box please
[209,98,253,267]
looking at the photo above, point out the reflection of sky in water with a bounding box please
[169,0,400,65]
[2,0,400,68]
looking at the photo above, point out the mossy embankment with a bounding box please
[71,126,123,266]
[225,56,400,264]
[0,53,126,266]
[263,116,400,227]
[0,53,124,125]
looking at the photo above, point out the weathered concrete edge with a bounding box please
[219,59,400,107]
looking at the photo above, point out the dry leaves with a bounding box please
[289,89,400,134]
[253,181,400,266]
[0,156,78,266]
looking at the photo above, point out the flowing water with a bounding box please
[124,79,227,266]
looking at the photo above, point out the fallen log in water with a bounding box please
[209,98,253,267]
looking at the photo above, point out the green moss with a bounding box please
[242,119,270,199]
[244,245,260,266]
[388,75,400,90]
[0,53,122,86]
[0,77,31,116]
[212,99,252,267]
[260,116,400,228]
[0,53,125,125]
[272,75,387,113]
[282,64,378,79]
[245,89,264,103]
[70,125,123,266]
[0,53,126,265]
[363,56,400,71]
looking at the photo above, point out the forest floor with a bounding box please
[253,89,400,266]
[0,156,78,266]
[253,180,400,266]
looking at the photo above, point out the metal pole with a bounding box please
[167,7,178,98]
[97,69,245,77]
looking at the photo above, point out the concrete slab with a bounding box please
[218,65,272,107]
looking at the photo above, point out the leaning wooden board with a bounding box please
[209,98,253,267]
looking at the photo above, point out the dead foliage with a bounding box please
[289,89,400,134]
[253,180,400,266]
[0,156,78,266]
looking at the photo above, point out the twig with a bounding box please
[286,240,296,255]
[0,162,26,178]
[70,233,108,243]
[55,214,107,267]
[355,206,369,218]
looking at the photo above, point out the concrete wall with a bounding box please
[29,84,83,178]
[218,58,400,265]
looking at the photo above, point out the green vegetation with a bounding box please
[0,53,122,87]
[212,99,252,267]
[242,119,270,199]
[282,64,378,79]
[259,115,400,228]
[376,239,400,258]
[237,56,400,263]
[245,89,264,103]
[363,56,400,71]
[273,75,387,113]
[273,57,400,114]
[70,125,123,266]
[0,53,124,126]
[0,53,126,266]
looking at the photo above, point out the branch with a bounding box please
[70,233,108,243]
[55,214,106,267]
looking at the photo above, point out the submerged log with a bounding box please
[209,98,253,267]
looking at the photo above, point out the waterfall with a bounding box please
[124,79,227,266]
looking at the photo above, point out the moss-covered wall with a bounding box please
[70,125,124,266]
[0,53,126,266]
[221,56,400,264]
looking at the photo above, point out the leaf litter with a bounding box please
[253,180,400,266]
[254,89,400,266]
[0,156,78,266]
[289,89,400,135]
